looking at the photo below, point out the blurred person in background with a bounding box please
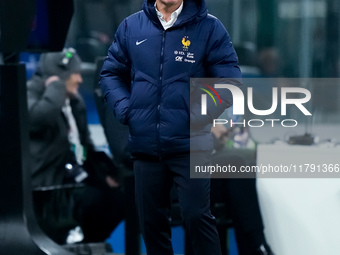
[27,49,124,244]
[211,124,275,255]
[257,47,282,77]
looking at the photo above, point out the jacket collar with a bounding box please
[143,0,208,30]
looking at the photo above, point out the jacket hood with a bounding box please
[143,0,208,29]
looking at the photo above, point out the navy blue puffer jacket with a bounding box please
[100,0,242,158]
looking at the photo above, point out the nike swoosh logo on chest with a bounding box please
[136,39,148,45]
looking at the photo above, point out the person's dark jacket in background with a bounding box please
[210,131,274,255]
[27,73,93,187]
[100,0,242,158]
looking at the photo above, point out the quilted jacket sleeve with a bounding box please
[100,19,132,125]
[191,18,242,127]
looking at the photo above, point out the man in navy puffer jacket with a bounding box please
[100,0,242,254]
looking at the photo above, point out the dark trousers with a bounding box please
[134,152,222,255]
[33,185,124,244]
[74,185,125,243]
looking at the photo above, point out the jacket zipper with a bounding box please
[157,30,166,160]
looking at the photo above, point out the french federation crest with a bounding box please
[182,36,191,51]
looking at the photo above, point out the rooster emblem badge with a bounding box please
[182,36,191,51]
